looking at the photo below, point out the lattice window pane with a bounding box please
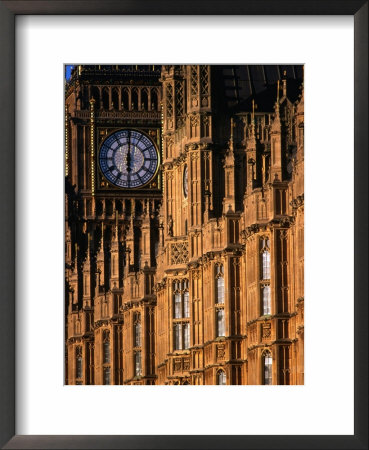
[263,285,271,315]
[166,83,173,118]
[134,322,141,347]
[183,291,190,318]
[174,324,183,350]
[262,251,271,280]
[190,66,198,96]
[200,66,209,95]
[264,354,272,385]
[183,323,190,349]
[174,292,182,318]
[216,276,225,304]
[135,351,142,376]
[217,309,225,337]
[217,370,226,385]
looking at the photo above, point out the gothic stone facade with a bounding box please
[65,65,304,385]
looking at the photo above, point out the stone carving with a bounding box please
[170,242,189,265]
[183,358,190,371]
[174,358,182,372]
[216,344,226,360]
[262,323,271,339]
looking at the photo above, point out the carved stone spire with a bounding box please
[246,102,257,194]
[222,117,236,213]
[110,211,121,290]
[270,80,283,182]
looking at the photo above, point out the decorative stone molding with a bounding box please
[173,358,182,372]
[290,194,304,211]
[262,323,272,340]
[170,241,189,265]
[216,344,226,361]
[183,358,190,371]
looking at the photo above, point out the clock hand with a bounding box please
[126,131,132,172]
[118,146,124,172]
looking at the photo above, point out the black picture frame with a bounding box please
[0,1,367,449]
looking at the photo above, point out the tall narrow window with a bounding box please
[103,331,110,364]
[76,347,82,380]
[135,351,142,376]
[215,264,225,304]
[173,279,190,352]
[174,292,182,318]
[183,291,190,318]
[217,309,225,337]
[174,323,183,350]
[263,351,273,385]
[217,370,226,385]
[183,323,190,349]
[134,313,141,347]
[260,237,271,280]
[262,285,271,315]
[173,279,190,318]
[103,366,111,385]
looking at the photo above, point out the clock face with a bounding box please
[183,164,188,198]
[99,129,159,188]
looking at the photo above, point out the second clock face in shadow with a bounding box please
[99,129,159,188]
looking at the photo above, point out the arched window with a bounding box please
[215,264,225,304]
[103,330,110,364]
[112,88,119,109]
[122,89,129,110]
[173,279,190,319]
[141,89,148,110]
[263,351,272,385]
[217,370,226,385]
[102,87,109,110]
[260,237,271,280]
[131,89,138,110]
[151,89,158,110]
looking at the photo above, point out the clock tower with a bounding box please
[65,65,162,385]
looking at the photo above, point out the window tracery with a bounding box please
[217,369,226,385]
[173,279,190,350]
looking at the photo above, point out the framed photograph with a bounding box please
[0,1,367,449]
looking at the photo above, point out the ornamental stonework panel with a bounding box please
[216,344,226,361]
[173,358,182,373]
[183,358,190,371]
[262,322,272,341]
[170,241,189,265]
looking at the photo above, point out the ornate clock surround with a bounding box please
[96,126,161,192]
